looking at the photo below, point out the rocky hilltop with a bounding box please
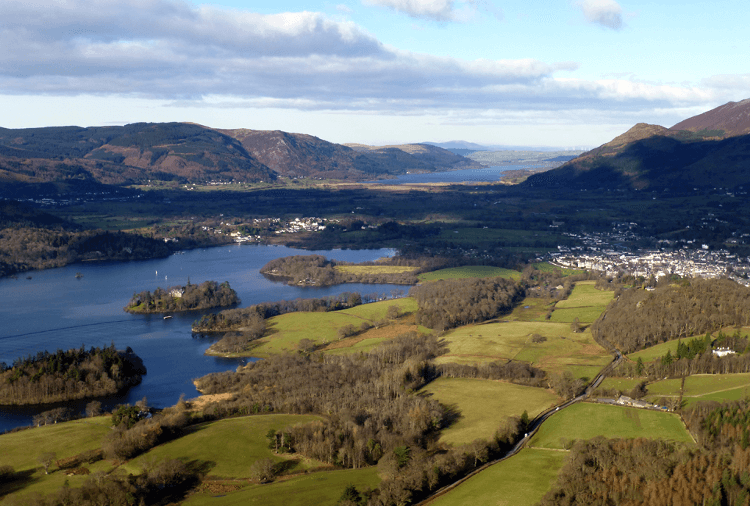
[524,100,750,191]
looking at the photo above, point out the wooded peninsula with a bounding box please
[0,345,146,405]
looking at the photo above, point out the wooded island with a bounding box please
[124,280,239,314]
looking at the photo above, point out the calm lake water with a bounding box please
[0,244,401,432]
[369,165,543,184]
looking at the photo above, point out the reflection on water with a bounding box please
[0,244,400,432]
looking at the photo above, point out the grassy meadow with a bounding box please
[418,266,521,281]
[643,373,750,406]
[335,265,417,275]
[549,281,613,323]
[436,319,611,379]
[429,448,566,506]
[120,415,326,479]
[237,297,420,357]
[528,403,694,449]
[0,416,115,498]
[184,467,380,506]
[421,378,560,445]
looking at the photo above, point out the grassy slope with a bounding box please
[336,265,416,275]
[120,415,325,478]
[643,373,750,405]
[418,266,521,281]
[436,281,612,378]
[529,403,694,449]
[0,416,114,498]
[184,467,380,506]
[421,378,560,445]
[1,416,111,472]
[549,281,613,323]
[241,298,418,357]
[430,449,565,506]
[437,321,610,379]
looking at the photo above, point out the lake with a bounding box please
[0,244,401,432]
[368,165,543,184]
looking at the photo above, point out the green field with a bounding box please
[421,378,560,445]
[505,297,555,322]
[418,266,521,281]
[336,265,417,275]
[532,262,584,276]
[0,416,114,497]
[599,377,645,394]
[628,327,750,363]
[238,298,418,356]
[549,281,613,323]
[437,320,611,379]
[528,403,694,449]
[627,339,684,362]
[430,449,566,506]
[643,373,750,406]
[121,415,325,478]
[184,467,380,506]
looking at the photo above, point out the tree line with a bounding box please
[124,280,239,314]
[590,278,750,354]
[0,345,146,405]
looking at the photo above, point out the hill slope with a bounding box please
[523,100,750,191]
[0,123,276,193]
[671,98,750,137]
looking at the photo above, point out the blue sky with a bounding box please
[0,0,747,147]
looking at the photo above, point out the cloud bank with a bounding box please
[0,0,737,124]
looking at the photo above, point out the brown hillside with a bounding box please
[671,98,750,137]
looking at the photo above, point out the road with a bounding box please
[416,349,624,505]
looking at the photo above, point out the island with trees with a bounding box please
[0,345,146,405]
[124,280,239,314]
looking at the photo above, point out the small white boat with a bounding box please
[163,315,172,320]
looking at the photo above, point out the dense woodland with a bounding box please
[590,278,750,353]
[124,280,239,314]
[410,276,525,330]
[0,345,146,405]
[541,400,750,506]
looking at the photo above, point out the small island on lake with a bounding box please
[0,345,146,405]
[124,280,239,314]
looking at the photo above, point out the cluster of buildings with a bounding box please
[546,228,750,287]
[272,217,328,235]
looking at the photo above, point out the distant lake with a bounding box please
[0,244,401,432]
[368,165,544,184]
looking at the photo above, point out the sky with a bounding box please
[0,0,748,148]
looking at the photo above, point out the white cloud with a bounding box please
[0,0,744,135]
[363,0,472,22]
[575,0,623,30]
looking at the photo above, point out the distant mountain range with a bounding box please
[524,99,750,191]
[0,123,480,195]
[425,141,586,152]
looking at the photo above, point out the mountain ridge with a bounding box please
[523,99,750,191]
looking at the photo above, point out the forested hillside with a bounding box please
[590,278,750,353]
